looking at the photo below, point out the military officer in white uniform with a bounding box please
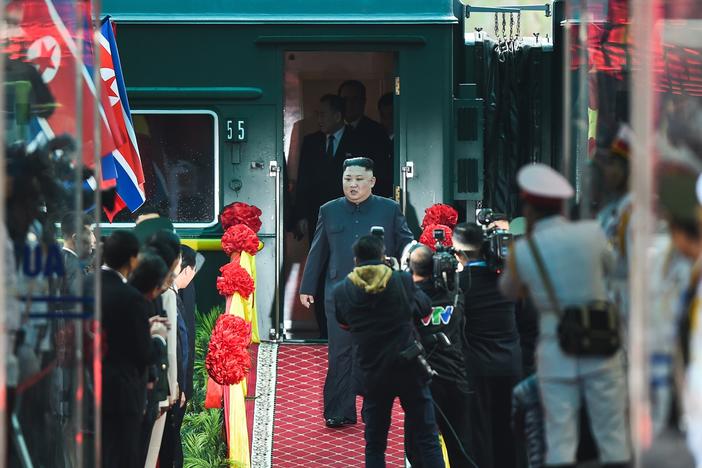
[500,163,631,468]
[596,126,633,338]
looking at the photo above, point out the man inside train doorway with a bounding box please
[299,157,413,427]
[338,81,393,198]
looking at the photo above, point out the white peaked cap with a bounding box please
[517,163,575,200]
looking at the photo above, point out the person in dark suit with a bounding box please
[338,80,393,198]
[295,93,359,242]
[377,92,394,142]
[160,245,202,468]
[333,235,444,467]
[454,223,522,468]
[101,231,168,468]
[59,211,95,300]
[295,94,361,338]
[299,157,414,427]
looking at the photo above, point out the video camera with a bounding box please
[477,208,513,273]
[370,226,398,269]
[432,229,459,293]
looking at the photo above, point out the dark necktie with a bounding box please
[326,134,335,158]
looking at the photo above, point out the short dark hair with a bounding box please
[130,251,168,295]
[145,230,181,268]
[377,92,393,111]
[409,244,433,277]
[338,80,366,99]
[343,157,374,173]
[453,222,485,252]
[180,244,197,270]
[320,94,346,116]
[353,235,385,262]
[103,230,140,270]
[134,201,166,218]
[61,211,89,238]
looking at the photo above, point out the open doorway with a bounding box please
[282,51,396,339]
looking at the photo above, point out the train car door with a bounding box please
[221,104,281,340]
[282,51,396,339]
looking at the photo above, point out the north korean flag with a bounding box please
[10,0,123,186]
[99,17,146,220]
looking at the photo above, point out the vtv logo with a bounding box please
[421,305,454,326]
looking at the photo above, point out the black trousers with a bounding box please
[102,412,143,468]
[406,380,473,468]
[467,375,518,468]
[160,403,186,468]
[323,294,362,421]
[364,373,444,468]
[138,389,159,466]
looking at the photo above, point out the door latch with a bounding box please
[401,161,414,179]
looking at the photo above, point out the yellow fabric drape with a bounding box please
[226,293,251,466]
[237,251,260,343]
[222,241,260,466]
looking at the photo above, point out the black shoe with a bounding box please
[325,417,356,428]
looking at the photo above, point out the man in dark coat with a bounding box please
[294,94,361,337]
[338,80,393,198]
[101,231,167,468]
[333,235,444,468]
[454,223,522,468]
[59,211,95,300]
[299,157,414,427]
[295,94,360,242]
[407,245,473,467]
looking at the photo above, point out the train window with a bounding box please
[102,110,219,227]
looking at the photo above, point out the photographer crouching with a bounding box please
[333,235,445,468]
[406,243,474,468]
[453,222,522,468]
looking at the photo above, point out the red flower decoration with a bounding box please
[221,224,259,256]
[216,262,255,299]
[220,202,263,233]
[205,315,252,385]
[421,204,458,230]
[419,224,453,252]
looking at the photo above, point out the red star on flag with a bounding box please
[32,38,56,75]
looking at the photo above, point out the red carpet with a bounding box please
[271,344,406,467]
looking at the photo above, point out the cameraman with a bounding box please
[333,235,444,468]
[453,222,522,468]
[407,244,473,468]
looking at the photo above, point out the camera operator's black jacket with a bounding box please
[414,279,470,390]
[460,264,521,377]
[334,261,430,394]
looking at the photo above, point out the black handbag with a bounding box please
[527,236,621,357]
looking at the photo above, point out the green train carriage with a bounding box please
[101,0,558,339]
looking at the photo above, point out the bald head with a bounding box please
[409,244,433,278]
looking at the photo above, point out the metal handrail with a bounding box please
[466,4,551,18]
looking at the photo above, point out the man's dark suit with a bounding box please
[101,268,162,468]
[299,195,413,421]
[294,126,360,239]
[59,249,82,298]
[295,126,360,337]
[350,116,393,198]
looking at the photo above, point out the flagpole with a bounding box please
[72,1,86,467]
[90,2,103,467]
[0,0,8,466]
